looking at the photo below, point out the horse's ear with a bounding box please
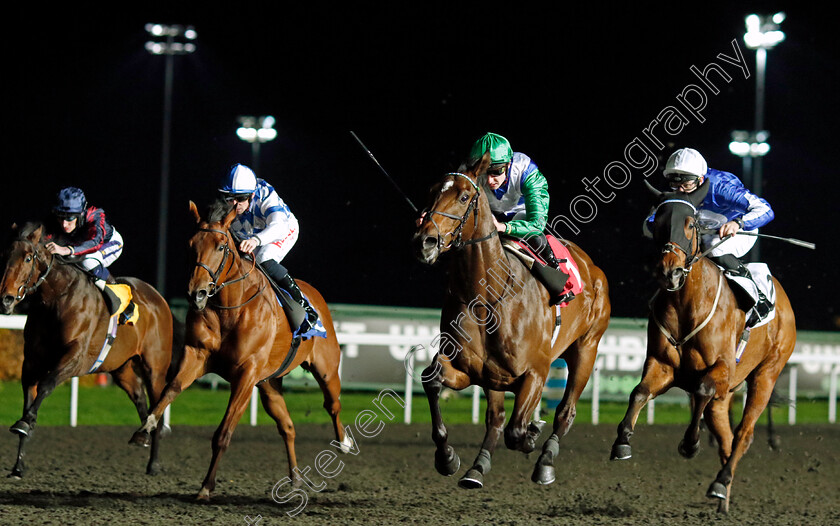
[222,203,238,229]
[687,177,711,207]
[189,200,201,224]
[27,224,44,244]
[469,150,492,177]
[643,179,664,201]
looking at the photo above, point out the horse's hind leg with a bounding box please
[611,356,674,461]
[422,355,471,477]
[303,344,351,452]
[110,362,161,474]
[258,378,299,485]
[459,389,505,489]
[532,337,597,485]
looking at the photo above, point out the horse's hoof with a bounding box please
[7,470,23,480]
[610,443,632,460]
[768,436,781,451]
[129,430,151,448]
[678,439,700,459]
[10,420,30,437]
[434,447,461,477]
[146,462,162,476]
[458,468,484,489]
[531,462,556,485]
[706,480,727,500]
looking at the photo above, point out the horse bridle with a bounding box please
[425,172,498,251]
[194,227,264,309]
[10,240,55,301]
[657,200,702,292]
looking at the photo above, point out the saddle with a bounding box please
[502,234,583,307]
[718,262,776,329]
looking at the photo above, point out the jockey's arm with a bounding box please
[503,170,549,238]
[251,192,298,247]
[70,209,109,256]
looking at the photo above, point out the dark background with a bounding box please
[6,4,838,330]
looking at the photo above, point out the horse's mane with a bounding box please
[206,198,235,224]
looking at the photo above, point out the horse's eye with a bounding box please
[24,255,32,263]
[460,193,470,204]
[218,244,226,252]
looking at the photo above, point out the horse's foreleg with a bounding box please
[681,359,730,459]
[422,355,470,477]
[130,345,207,447]
[9,382,37,478]
[459,389,505,489]
[258,378,299,484]
[611,357,674,461]
[703,395,734,465]
[504,370,546,454]
[707,372,777,512]
[198,373,256,501]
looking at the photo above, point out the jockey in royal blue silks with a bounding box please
[644,148,775,326]
[45,187,133,319]
[218,163,318,334]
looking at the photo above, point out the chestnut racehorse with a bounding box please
[412,152,611,488]
[0,222,173,478]
[610,180,796,513]
[130,199,351,500]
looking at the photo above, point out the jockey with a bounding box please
[218,163,318,334]
[45,187,131,318]
[469,132,572,306]
[645,147,775,325]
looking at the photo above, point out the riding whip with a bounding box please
[736,231,816,250]
[350,131,419,213]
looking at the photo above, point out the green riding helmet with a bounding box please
[469,132,513,166]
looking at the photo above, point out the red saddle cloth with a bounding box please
[510,235,583,306]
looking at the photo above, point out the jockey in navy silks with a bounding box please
[45,187,131,318]
[218,163,318,334]
[644,148,775,326]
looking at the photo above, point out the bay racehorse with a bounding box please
[130,199,352,500]
[0,222,173,478]
[412,152,611,488]
[610,180,796,513]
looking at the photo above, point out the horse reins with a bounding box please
[425,172,498,251]
[195,227,265,310]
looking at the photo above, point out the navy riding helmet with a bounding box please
[54,187,87,220]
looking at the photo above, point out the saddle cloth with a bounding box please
[504,234,583,307]
[721,262,776,329]
[272,289,327,340]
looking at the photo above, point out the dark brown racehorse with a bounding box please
[130,200,351,500]
[412,152,611,488]
[0,222,173,478]
[610,181,796,513]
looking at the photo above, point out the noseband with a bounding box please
[656,200,702,292]
[425,172,498,251]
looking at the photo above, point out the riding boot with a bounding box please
[277,273,320,334]
[261,260,319,333]
[710,254,772,327]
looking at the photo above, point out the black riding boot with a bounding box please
[710,254,772,326]
[261,260,319,333]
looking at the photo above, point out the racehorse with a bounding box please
[130,199,352,500]
[412,152,611,488]
[610,180,796,513]
[0,222,173,478]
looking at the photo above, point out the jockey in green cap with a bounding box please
[469,132,571,305]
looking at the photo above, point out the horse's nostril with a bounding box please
[422,236,437,249]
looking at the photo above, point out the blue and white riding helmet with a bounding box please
[53,187,87,221]
[219,164,257,197]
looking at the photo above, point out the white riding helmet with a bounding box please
[663,148,707,180]
[219,164,257,195]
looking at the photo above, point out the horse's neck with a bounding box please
[447,204,513,300]
[217,254,267,313]
[670,258,722,319]
[39,263,95,308]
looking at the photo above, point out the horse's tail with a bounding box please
[168,314,187,382]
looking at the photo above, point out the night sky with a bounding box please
[7,5,839,330]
